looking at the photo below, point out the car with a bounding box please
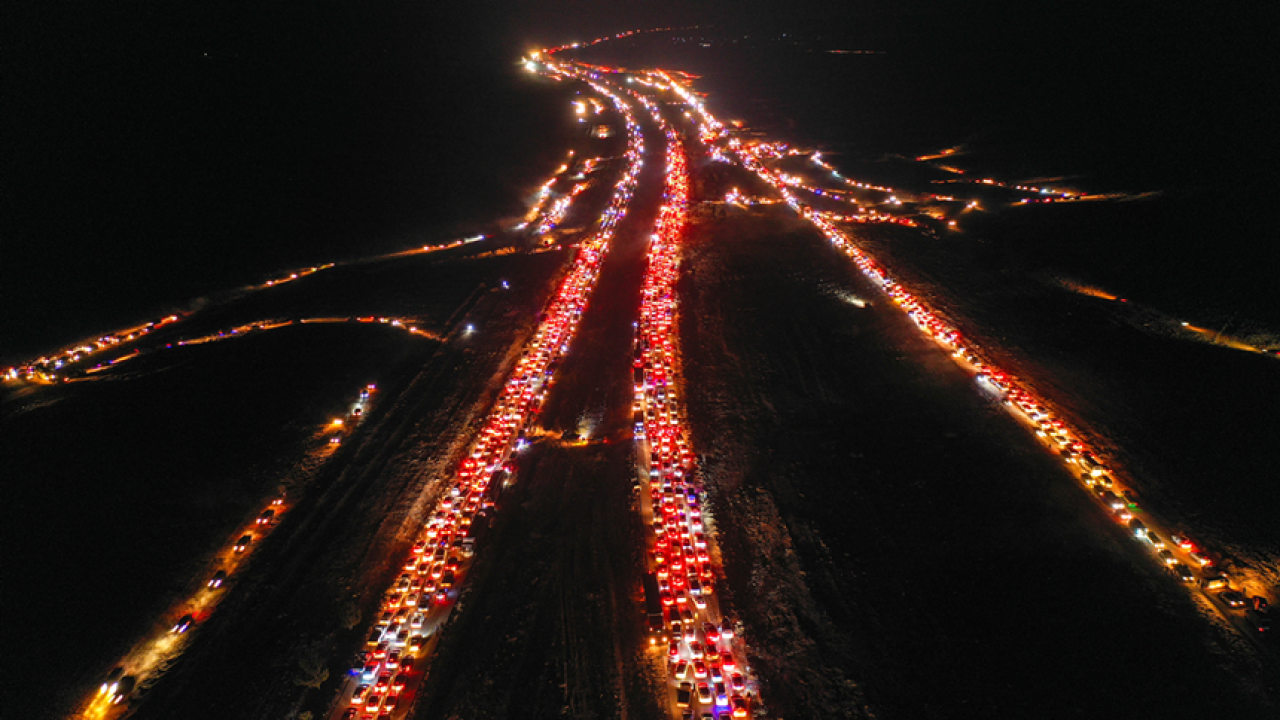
[1172,563,1196,583]
[1221,591,1247,608]
[365,692,383,710]
[697,682,713,704]
[382,694,398,710]
[1171,534,1196,551]
[171,614,194,634]
[688,641,704,659]
[234,534,253,552]
[720,620,735,639]
[1201,574,1229,590]
[391,673,406,693]
[1190,551,1213,567]
[208,570,227,589]
[350,684,371,705]
[361,662,380,681]
[731,694,748,717]
[1157,549,1176,564]
[410,612,425,629]
[386,651,400,669]
[693,660,708,679]
[730,673,745,691]
[676,682,693,708]
[674,660,689,679]
[669,640,681,659]
[400,656,416,672]
[111,676,136,705]
[1146,532,1166,549]
[374,673,391,692]
[342,709,358,720]
[99,667,124,696]
[256,509,275,525]
[708,662,723,683]
[715,681,730,706]
[720,652,736,672]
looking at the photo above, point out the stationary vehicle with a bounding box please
[171,614,194,634]
[697,682,713,704]
[731,694,749,717]
[111,676,136,705]
[99,667,124,696]
[1221,590,1247,608]
[1200,574,1229,590]
[1171,563,1195,583]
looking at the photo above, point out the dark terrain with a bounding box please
[676,202,1279,719]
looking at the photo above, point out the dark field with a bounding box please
[1,245,571,718]
[676,204,1279,719]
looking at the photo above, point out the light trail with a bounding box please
[321,65,647,720]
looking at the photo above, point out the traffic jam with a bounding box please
[622,78,757,719]
[86,384,375,715]
[697,98,1276,636]
[330,71,646,720]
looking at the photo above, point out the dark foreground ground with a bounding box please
[676,205,1280,719]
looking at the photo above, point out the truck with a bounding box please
[643,571,665,638]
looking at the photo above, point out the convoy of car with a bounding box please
[335,78,645,719]
[622,83,753,718]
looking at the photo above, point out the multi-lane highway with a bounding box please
[19,27,1275,720]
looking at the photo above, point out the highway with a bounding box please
[21,26,1275,720]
